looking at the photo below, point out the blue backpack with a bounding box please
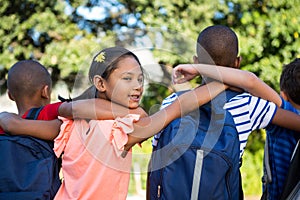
[148,90,240,200]
[0,107,61,200]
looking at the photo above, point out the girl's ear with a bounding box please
[41,85,51,99]
[93,75,106,92]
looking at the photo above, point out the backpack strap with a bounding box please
[25,107,44,120]
[279,140,300,200]
[261,136,272,200]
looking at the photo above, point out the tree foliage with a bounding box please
[1,0,299,195]
[1,0,299,94]
[1,0,299,123]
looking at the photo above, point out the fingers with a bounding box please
[172,66,186,84]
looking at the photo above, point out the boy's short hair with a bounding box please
[280,58,300,105]
[7,60,51,99]
[196,25,239,67]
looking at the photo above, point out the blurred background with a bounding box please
[0,0,299,199]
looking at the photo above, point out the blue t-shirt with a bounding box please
[266,98,299,200]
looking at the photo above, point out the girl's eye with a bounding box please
[138,77,144,83]
[123,77,132,81]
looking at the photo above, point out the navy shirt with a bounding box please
[266,98,299,200]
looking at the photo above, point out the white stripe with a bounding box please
[191,149,204,200]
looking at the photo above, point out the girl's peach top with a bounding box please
[53,114,140,200]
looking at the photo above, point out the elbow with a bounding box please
[59,102,74,119]
[243,72,259,91]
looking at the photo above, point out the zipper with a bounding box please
[157,185,161,198]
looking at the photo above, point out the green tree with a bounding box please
[1,1,300,195]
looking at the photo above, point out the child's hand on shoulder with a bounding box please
[172,64,200,84]
[0,112,20,132]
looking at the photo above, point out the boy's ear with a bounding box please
[93,75,106,92]
[280,91,289,101]
[41,85,51,99]
[235,56,242,69]
[7,90,15,101]
[193,55,199,64]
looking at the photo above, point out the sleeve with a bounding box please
[160,93,178,109]
[0,127,4,134]
[224,92,277,133]
[266,97,295,132]
[38,102,63,120]
[111,114,140,151]
[53,117,73,158]
[224,93,277,156]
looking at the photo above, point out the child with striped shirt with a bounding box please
[172,58,300,200]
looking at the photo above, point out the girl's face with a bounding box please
[100,56,144,109]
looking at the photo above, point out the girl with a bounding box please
[0,46,228,199]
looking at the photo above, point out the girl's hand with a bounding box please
[172,64,200,84]
[0,112,19,132]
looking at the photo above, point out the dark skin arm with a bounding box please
[0,112,62,140]
[271,108,300,131]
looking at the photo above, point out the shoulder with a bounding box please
[224,92,277,129]
[281,98,298,113]
[224,92,276,111]
[38,102,64,120]
[160,93,178,109]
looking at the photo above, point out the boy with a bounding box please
[173,58,300,199]
[149,25,300,200]
[0,60,62,199]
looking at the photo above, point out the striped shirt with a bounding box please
[224,92,277,158]
[153,92,277,159]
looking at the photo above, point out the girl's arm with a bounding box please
[173,64,282,107]
[59,99,147,119]
[0,99,147,140]
[0,112,62,140]
[124,81,227,151]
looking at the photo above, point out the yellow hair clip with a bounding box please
[94,52,105,63]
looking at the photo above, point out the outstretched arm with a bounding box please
[173,64,282,107]
[0,112,62,140]
[172,64,300,135]
[124,81,227,151]
[1,99,147,140]
[59,99,147,119]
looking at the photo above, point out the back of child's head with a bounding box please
[280,58,300,105]
[196,25,239,68]
[73,46,142,100]
[7,60,51,101]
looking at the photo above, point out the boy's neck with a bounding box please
[16,98,47,116]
